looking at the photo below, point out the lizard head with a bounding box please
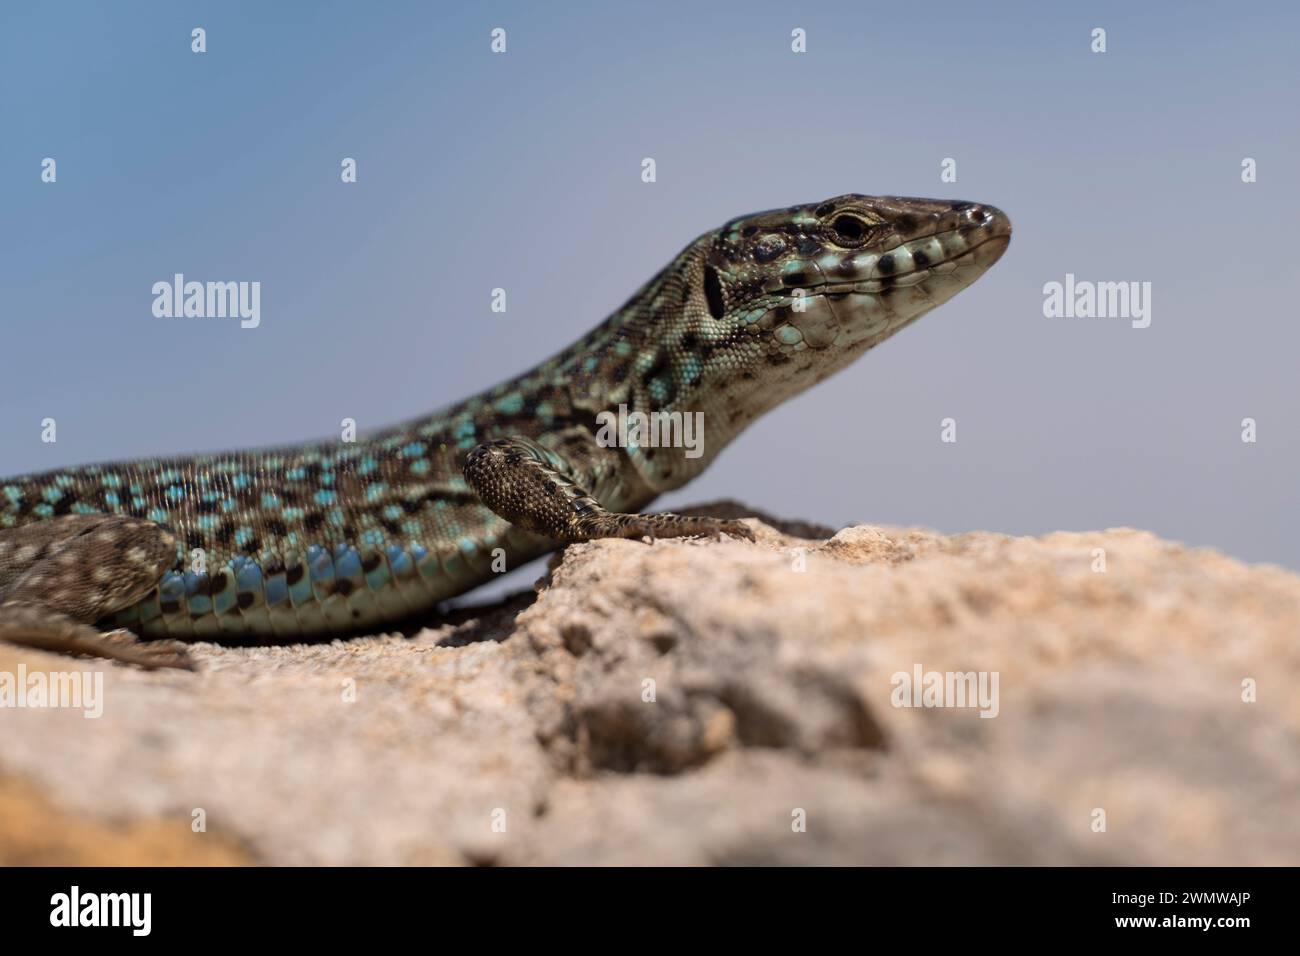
[571,194,1010,491]
[705,194,1010,357]
[661,194,1012,444]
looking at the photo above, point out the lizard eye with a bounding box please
[830,214,870,246]
[702,265,725,319]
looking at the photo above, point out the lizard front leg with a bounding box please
[0,515,194,670]
[464,437,754,543]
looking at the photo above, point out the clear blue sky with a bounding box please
[2,0,1297,570]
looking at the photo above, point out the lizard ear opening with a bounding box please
[702,265,725,319]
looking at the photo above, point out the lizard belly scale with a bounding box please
[104,440,554,637]
[0,413,561,638]
[1,365,621,639]
[112,523,550,639]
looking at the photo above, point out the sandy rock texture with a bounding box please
[1,501,1297,865]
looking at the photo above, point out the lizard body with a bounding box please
[0,195,1010,667]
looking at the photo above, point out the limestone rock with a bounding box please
[1,506,1296,865]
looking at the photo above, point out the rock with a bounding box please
[1,510,1297,865]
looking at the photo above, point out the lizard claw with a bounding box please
[100,630,197,671]
[727,520,757,542]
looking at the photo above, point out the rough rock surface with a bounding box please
[2,501,1297,865]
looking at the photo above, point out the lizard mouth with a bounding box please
[738,228,1008,330]
[772,227,1011,300]
[738,224,1011,351]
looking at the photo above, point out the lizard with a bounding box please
[0,194,1011,669]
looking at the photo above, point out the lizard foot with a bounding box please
[0,514,189,669]
[0,603,194,670]
[465,437,756,543]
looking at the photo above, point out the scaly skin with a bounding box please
[0,194,1010,668]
